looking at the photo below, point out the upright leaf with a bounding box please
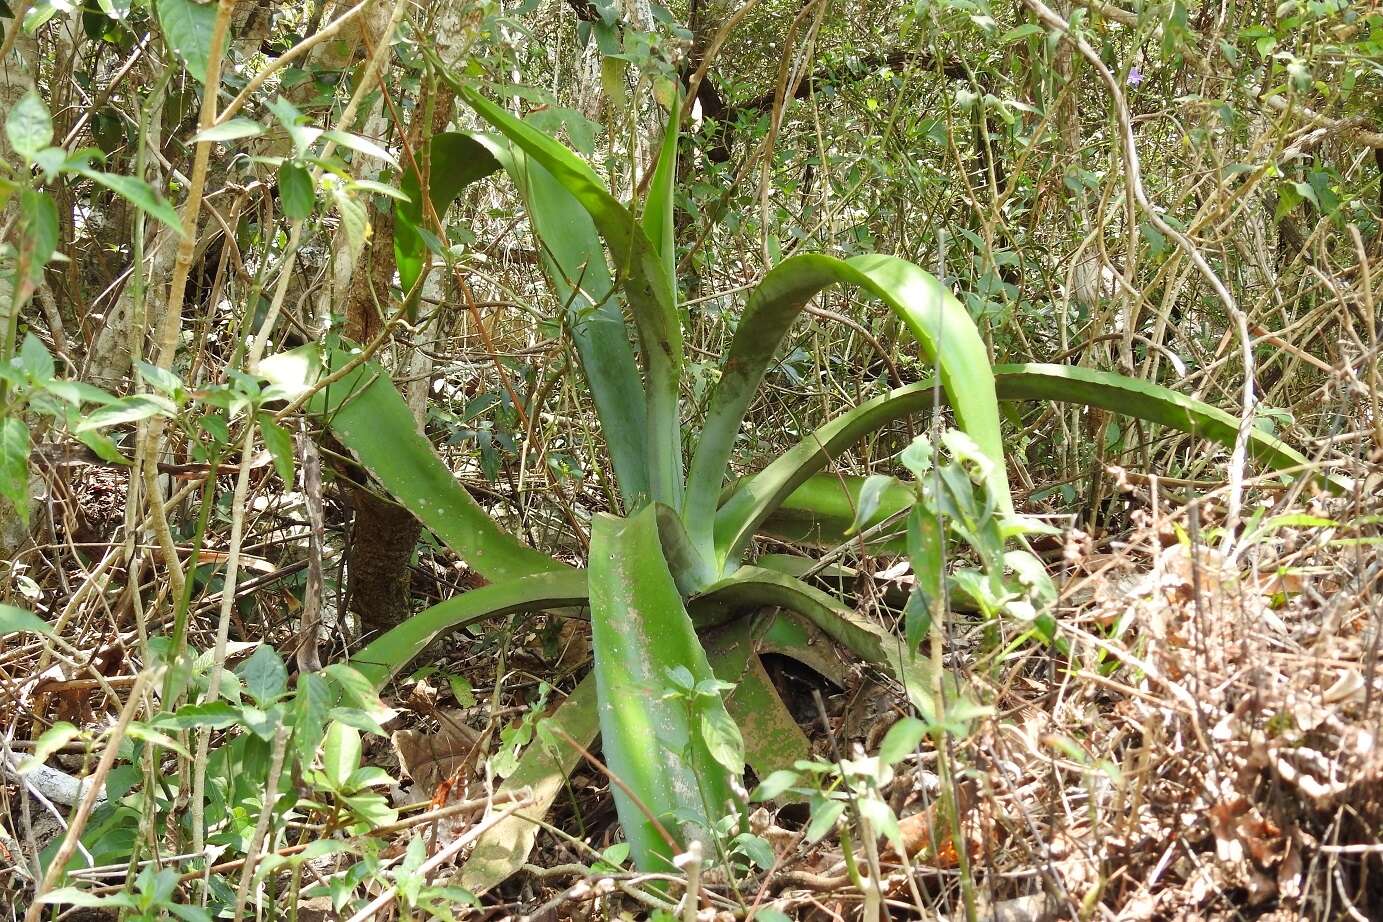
[474,136,649,508]
[641,96,680,295]
[460,86,685,508]
[588,507,742,871]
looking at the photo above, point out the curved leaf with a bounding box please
[460,674,600,894]
[260,346,566,584]
[459,86,684,508]
[685,254,1008,571]
[349,570,589,689]
[704,619,811,777]
[589,507,741,871]
[717,363,1346,569]
[692,566,956,724]
[473,135,649,507]
[394,132,501,293]
[754,473,911,551]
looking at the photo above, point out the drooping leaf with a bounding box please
[256,412,294,484]
[348,570,589,688]
[749,472,912,553]
[322,129,396,166]
[192,118,265,143]
[641,95,680,295]
[5,90,52,160]
[18,722,82,773]
[848,474,903,536]
[0,603,49,636]
[74,394,175,432]
[717,363,1348,572]
[293,672,333,765]
[692,566,961,724]
[260,346,566,585]
[18,188,59,284]
[459,674,599,894]
[71,166,183,234]
[588,507,742,871]
[322,722,362,790]
[704,620,811,777]
[394,132,501,293]
[156,0,216,83]
[277,161,315,221]
[878,717,928,766]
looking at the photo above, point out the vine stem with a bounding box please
[24,671,152,922]
[189,422,257,858]
[137,0,239,601]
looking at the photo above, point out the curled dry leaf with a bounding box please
[391,710,481,801]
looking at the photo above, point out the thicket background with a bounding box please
[1,0,1381,919]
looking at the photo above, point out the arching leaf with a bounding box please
[685,254,1009,573]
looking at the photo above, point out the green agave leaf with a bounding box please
[589,507,741,871]
[640,96,680,297]
[684,254,1009,572]
[458,616,808,893]
[459,85,685,508]
[260,346,566,584]
[349,570,589,689]
[704,619,811,777]
[692,566,956,724]
[472,134,649,508]
[754,472,911,552]
[394,132,501,293]
[717,363,1346,570]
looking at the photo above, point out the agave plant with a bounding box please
[262,86,1334,885]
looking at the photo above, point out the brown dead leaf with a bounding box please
[391,711,481,796]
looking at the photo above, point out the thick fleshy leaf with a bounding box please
[459,86,685,508]
[473,136,649,507]
[588,507,741,871]
[684,254,1009,571]
[459,612,809,894]
[394,133,501,293]
[704,620,811,777]
[459,674,600,894]
[641,96,680,296]
[349,570,589,689]
[752,472,912,552]
[260,346,566,584]
[717,363,1346,570]
[692,566,964,724]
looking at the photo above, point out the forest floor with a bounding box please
[57,472,1366,921]
[459,486,1383,920]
